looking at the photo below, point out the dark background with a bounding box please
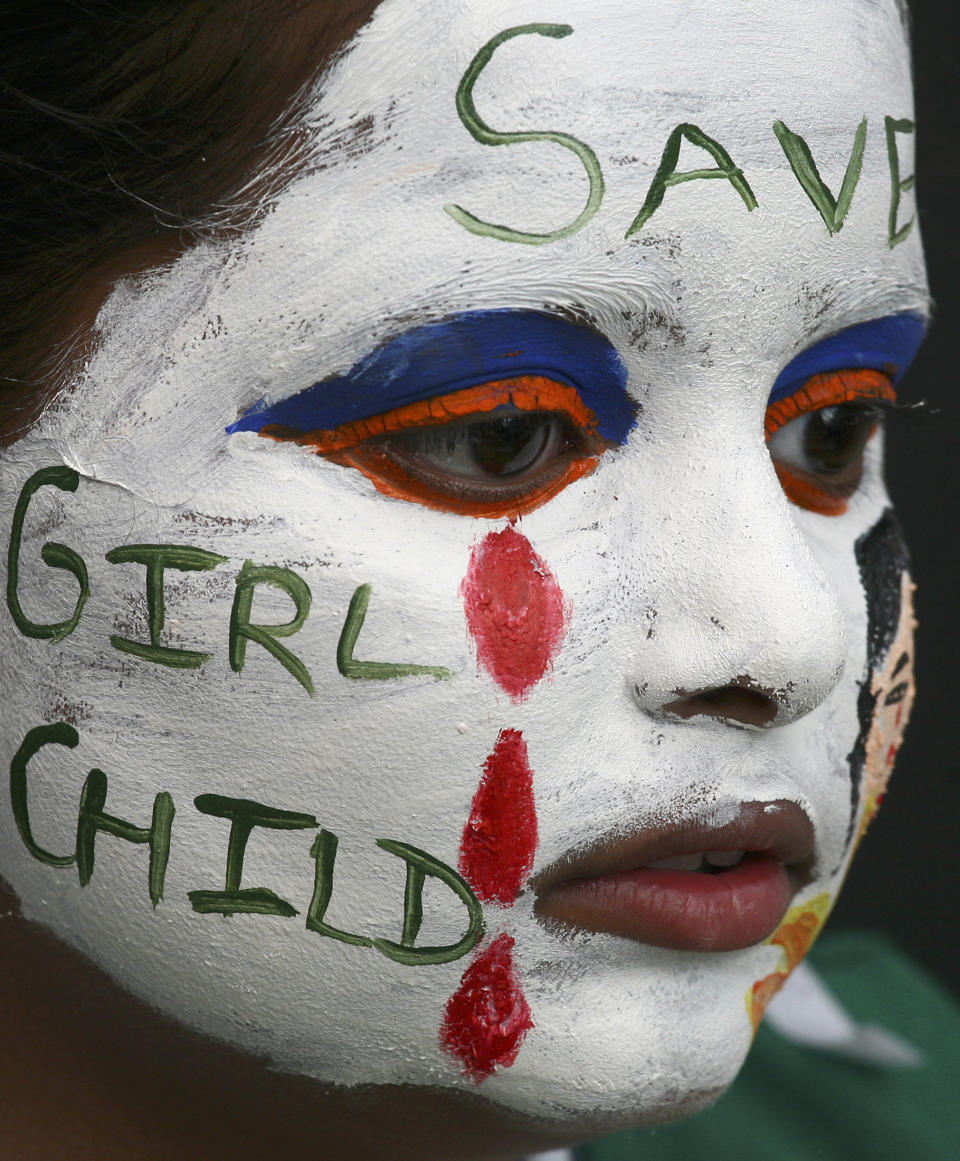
[829,1,960,995]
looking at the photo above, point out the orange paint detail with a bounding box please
[261,376,599,455]
[769,908,822,972]
[765,368,895,439]
[746,892,832,1032]
[749,974,787,1026]
[259,375,606,519]
[773,462,850,516]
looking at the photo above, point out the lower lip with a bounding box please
[534,855,794,952]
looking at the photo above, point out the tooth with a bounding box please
[704,850,744,867]
[648,853,705,871]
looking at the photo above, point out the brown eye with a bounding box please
[389,411,570,482]
[340,406,603,518]
[765,369,895,516]
[261,375,612,519]
[769,402,880,476]
[802,405,881,473]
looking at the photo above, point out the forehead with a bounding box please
[347,0,909,103]
[67,0,925,495]
[313,0,914,193]
[254,0,923,350]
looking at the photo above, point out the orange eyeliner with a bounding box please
[765,368,895,440]
[773,464,850,516]
[255,375,606,519]
[260,376,599,456]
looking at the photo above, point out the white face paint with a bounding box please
[0,0,928,1133]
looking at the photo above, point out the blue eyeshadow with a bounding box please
[227,309,636,446]
[768,312,927,406]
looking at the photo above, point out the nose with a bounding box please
[625,441,847,729]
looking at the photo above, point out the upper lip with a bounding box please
[531,799,816,898]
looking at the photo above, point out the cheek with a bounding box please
[846,508,915,847]
[855,571,916,844]
[745,507,916,1028]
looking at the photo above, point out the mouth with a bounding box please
[532,800,815,953]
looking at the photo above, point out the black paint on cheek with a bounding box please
[858,508,910,671]
[843,508,910,851]
[845,681,879,852]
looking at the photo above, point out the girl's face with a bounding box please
[0,0,928,1133]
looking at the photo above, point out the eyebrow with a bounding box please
[768,312,928,404]
[227,309,636,445]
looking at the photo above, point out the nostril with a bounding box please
[661,680,779,727]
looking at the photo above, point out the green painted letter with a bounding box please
[189,794,317,917]
[372,840,484,966]
[9,723,79,867]
[76,770,174,907]
[337,584,451,682]
[885,116,916,248]
[625,123,758,236]
[6,466,89,641]
[229,561,314,695]
[106,544,227,668]
[773,116,867,234]
[444,24,604,245]
[305,829,373,947]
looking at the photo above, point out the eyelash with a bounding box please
[258,375,609,519]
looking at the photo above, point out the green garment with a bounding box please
[576,931,959,1161]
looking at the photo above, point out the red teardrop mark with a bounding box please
[459,728,538,907]
[461,526,568,702]
[440,933,533,1083]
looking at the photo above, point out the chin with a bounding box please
[427,1076,731,1153]
[439,927,765,1134]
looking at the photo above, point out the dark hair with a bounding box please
[0,0,378,423]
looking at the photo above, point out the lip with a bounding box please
[532,800,815,953]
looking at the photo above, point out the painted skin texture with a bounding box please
[0,0,928,1138]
